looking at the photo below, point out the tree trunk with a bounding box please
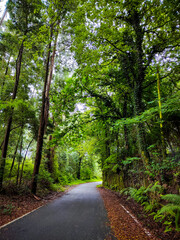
[77,155,82,179]
[44,32,58,130]
[9,133,21,178]
[0,40,24,190]
[16,136,23,185]
[31,27,58,194]
[46,135,55,174]
[132,10,151,165]
[102,127,111,184]
[157,66,166,159]
[19,138,33,185]
[134,82,150,165]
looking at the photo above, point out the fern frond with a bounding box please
[159,204,180,216]
[162,194,180,205]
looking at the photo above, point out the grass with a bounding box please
[67,178,102,186]
[40,178,102,194]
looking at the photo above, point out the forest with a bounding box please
[0,0,180,234]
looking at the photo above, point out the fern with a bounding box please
[127,187,148,203]
[162,194,180,205]
[149,181,162,193]
[159,194,180,231]
[159,204,180,216]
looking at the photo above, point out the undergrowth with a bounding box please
[120,182,180,232]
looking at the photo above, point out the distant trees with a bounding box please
[0,0,179,195]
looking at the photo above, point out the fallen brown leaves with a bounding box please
[98,187,159,240]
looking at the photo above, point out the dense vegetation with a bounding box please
[0,0,179,232]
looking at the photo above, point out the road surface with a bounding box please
[0,182,114,240]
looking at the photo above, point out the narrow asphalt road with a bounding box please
[0,182,114,240]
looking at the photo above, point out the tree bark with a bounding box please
[102,127,111,184]
[46,135,55,174]
[31,27,58,194]
[0,40,24,190]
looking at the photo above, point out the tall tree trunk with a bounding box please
[102,127,111,185]
[157,66,166,159]
[19,138,33,185]
[31,27,58,194]
[44,32,58,130]
[46,135,55,173]
[16,135,23,185]
[132,10,150,165]
[134,82,150,165]
[0,40,24,190]
[9,133,21,178]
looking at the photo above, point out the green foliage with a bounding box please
[103,154,118,171]
[67,178,102,186]
[162,194,180,205]
[0,0,179,214]
[81,167,92,180]
[49,183,65,192]
[121,184,180,232]
[38,166,54,190]
[159,194,180,231]
[1,203,15,215]
[120,182,163,214]
[127,186,149,204]
[122,157,140,166]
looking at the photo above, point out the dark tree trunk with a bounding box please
[31,38,52,194]
[102,127,111,184]
[0,40,24,190]
[31,27,58,194]
[77,156,82,179]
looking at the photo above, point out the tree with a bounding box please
[0,0,43,189]
[71,0,180,167]
[31,0,78,194]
